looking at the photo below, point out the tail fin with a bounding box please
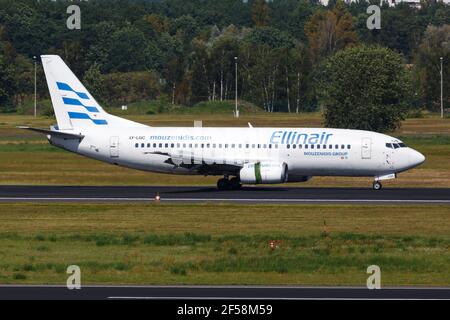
[41,55,146,129]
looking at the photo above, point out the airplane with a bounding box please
[20,55,425,191]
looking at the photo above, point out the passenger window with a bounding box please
[335,145,339,149]
[287,144,290,149]
[317,145,320,149]
[135,143,139,148]
[323,145,326,149]
[341,145,345,149]
[311,145,314,149]
[305,145,308,149]
[293,144,296,149]
[299,145,302,149]
[171,143,174,148]
[165,143,168,148]
[159,143,162,148]
[347,145,351,149]
[147,143,151,148]
[141,143,145,148]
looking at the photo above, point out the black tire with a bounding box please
[373,181,382,190]
[217,178,230,190]
[229,177,242,190]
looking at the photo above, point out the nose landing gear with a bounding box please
[217,177,242,190]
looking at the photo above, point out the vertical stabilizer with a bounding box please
[41,55,108,129]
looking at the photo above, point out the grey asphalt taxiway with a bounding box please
[0,285,449,300]
[0,185,449,204]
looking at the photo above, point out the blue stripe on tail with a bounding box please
[68,112,108,125]
[57,82,90,99]
[63,97,99,113]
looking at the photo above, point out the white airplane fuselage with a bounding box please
[49,126,425,182]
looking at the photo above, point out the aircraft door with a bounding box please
[361,137,372,160]
[110,136,120,158]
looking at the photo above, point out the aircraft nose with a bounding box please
[410,149,425,167]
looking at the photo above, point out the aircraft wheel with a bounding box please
[217,178,230,191]
[229,177,242,190]
[373,181,382,191]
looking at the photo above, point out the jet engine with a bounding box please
[239,162,288,184]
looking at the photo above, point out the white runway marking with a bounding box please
[0,197,449,204]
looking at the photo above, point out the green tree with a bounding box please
[10,54,33,107]
[305,1,358,63]
[83,63,104,103]
[413,25,450,111]
[106,26,150,72]
[0,49,14,111]
[102,71,161,107]
[318,45,411,132]
[251,0,271,28]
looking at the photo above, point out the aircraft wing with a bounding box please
[145,151,244,175]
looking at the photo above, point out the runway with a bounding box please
[0,285,449,300]
[0,186,449,204]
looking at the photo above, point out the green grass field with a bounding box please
[0,203,448,286]
[0,112,449,187]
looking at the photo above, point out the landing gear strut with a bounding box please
[373,181,382,191]
[217,177,242,191]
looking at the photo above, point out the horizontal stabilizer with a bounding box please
[17,127,84,140]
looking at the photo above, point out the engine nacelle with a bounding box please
[240,162,288,184]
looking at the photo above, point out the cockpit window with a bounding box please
[387,142,407,149]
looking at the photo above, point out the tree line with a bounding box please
[0,0,449,130]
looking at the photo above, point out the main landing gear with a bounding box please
[217,177,242,191]
[373,181,382,190]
